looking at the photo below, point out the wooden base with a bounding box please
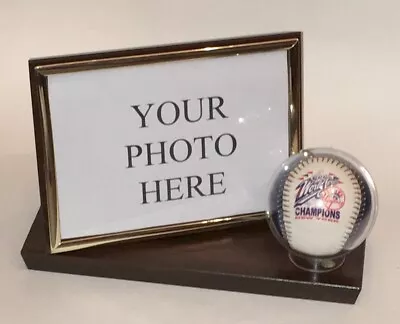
[21,208,365,304]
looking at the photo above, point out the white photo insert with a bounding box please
[48,50,289,239]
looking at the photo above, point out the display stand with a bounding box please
[21,208,365,304]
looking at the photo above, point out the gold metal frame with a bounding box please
[29,32,303,254]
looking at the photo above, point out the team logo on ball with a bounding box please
[294,171,345,222]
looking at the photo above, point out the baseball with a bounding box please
[281,155,362,256]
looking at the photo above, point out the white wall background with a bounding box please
[0,1,399,323]
[1,1,397,194]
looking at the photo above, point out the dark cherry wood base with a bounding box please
[21,208,365,304]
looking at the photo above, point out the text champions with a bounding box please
[125,96,238,205]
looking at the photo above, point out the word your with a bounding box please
[131,96,227,128]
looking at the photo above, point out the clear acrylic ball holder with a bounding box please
[266,148,378,273]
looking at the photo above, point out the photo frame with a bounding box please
[29,32,303,253]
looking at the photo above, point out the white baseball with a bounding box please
[282,156,362,256]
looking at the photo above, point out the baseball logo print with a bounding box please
[294,171,346,223]
[320,185,345,210]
